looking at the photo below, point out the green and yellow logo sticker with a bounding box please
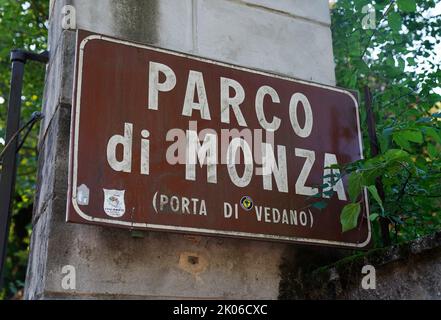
[240,196,254,211]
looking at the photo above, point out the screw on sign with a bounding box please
[67,30,371,248]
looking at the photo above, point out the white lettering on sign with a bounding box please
[182,70,211,120]
[148,62,176,110]
[106,122,150,175]
[255,85,281,132]
[262,143,288,193]
[289,93,313,138]
[323,153,347,201]
[69,33,371,249]
[220,77,247,127]
[295,148,318,196]
[104,60,350,201]
[186,130,217,184]
[140,130,150,175]
[153,192,207,216]
[227,137,254,188]
[106,122,133,173]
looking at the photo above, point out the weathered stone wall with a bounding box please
[25,0,336,299]
[280,232,441,300]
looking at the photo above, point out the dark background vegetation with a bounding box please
[0,0,440,299]
[0,0,48,299]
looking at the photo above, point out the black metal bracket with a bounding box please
[0,49,49,291]
[10,50,49,64]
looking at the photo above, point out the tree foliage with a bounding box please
[0,0,48,299]
[330,0,441,244]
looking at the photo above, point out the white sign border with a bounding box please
[69,31,371,248]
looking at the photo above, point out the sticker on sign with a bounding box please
[67,30,371,248]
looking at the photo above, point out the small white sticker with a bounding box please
[77,184,90,205]
[103,189,126,217]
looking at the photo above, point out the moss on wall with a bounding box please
[279,231,441,299]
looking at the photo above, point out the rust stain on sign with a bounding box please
[67,30,371,248]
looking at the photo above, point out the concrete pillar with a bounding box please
[25,0,335,299]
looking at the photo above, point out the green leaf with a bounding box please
[402,129,423,143]
[393,130,423,150]
[340,203,361,232]
[323,190,335,197]
[386,56,395,66]
[384,149,409,161]
[369,213,379,221]
[367,185,384,213]
[393,132,412,150]
[407,57,416,66]
[427,144,438,159]
[424,127,441,144]
[397,57,406,71]
[397,0,417,13]
[348,172,363,202]
[311,201,328,210]
[388,12,402,32]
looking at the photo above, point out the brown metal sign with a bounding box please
[67,30,371,248]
